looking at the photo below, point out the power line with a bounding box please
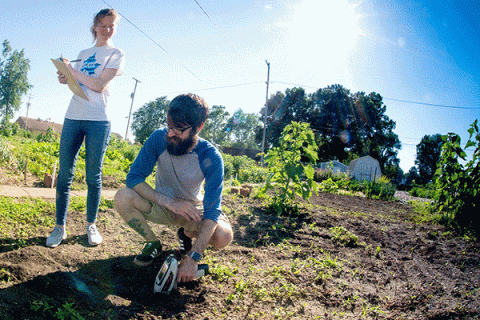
[101,0,202,81]
[383,98,480,110]
[192,0,235,46]
[193,0,219,28]
[270,81,479,110]
[160,81,264,95]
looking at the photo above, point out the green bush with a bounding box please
[0,121,20,137]
[222,153,267,184]
[345,179,363,192]
[363,177,396,201]
[434,120,479,236]
[238,165,269,183]
[258,122,318,216]
[409,184,435,199]
[319,178,338,193]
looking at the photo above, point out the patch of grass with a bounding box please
[0,196,55,248]
[408,200,442,225]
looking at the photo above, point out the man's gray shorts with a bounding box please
[144,203,230,233]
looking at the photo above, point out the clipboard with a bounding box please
[51,59,89,101]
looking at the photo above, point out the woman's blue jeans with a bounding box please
[56,119,111,226]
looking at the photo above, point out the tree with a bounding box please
[261,87,308,150]
[200,105,230,146]
[350,92,401,171]
[225,109,260,149]
[131,97,169,144]
[256,91,285,149]
[260,91,285,122]
[310,85,357,162]
[0,40,32,123]
[405,166,420,186]
[259,85,402,171]
[415,134,443,184]
[384,164,404,185]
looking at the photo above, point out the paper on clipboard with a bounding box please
[51,59,89,101]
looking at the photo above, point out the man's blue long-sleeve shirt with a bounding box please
[126,129,224,222]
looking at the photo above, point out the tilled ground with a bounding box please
[0,191,479,319]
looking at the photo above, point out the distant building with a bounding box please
[15,116,63,134]
[348,155,382,181]
[318,160,348,174]
[14,116,123,140]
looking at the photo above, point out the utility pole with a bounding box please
[125,77,141,141]
[25,94,33,130]
[261,60,270,164]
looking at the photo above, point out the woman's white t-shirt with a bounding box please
[64,45,125,121]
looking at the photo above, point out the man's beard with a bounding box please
[166,133,197,156]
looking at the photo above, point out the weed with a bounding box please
[343,294,359,311]
[0,268,14,283]
[31,299,84,320]
[252,287,270,302]
[210,263,238,282]
[330,226,359,247]
[276,239,301,254]
[361,300,385,319]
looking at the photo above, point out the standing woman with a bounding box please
[47,8,125,247]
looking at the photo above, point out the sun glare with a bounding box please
[286,0,363,73]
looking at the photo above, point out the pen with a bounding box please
[58,57,81,63]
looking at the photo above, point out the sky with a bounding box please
[1,0,479,173]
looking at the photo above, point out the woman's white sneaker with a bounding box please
[86,224,102,246]
[46,226,67,247]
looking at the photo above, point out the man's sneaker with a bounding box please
[46,226,67,247]
[177,227,192,255]
[86,224,103,246]
[134,240,162,266]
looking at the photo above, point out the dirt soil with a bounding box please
[1,183,479,319]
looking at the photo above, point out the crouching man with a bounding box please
[114,93,233,283]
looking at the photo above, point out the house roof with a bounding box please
[15,116,63,133]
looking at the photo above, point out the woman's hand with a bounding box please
[57,71,68,84]
[57,58,74,84]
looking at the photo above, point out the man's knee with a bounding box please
[212,223,233,250]
[114,187,133,215]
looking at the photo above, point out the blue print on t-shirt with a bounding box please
[80,53,101,75]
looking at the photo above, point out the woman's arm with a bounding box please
[60,58,119,93]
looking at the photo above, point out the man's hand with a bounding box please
[177,256,198,283]
[169,199,201,222]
